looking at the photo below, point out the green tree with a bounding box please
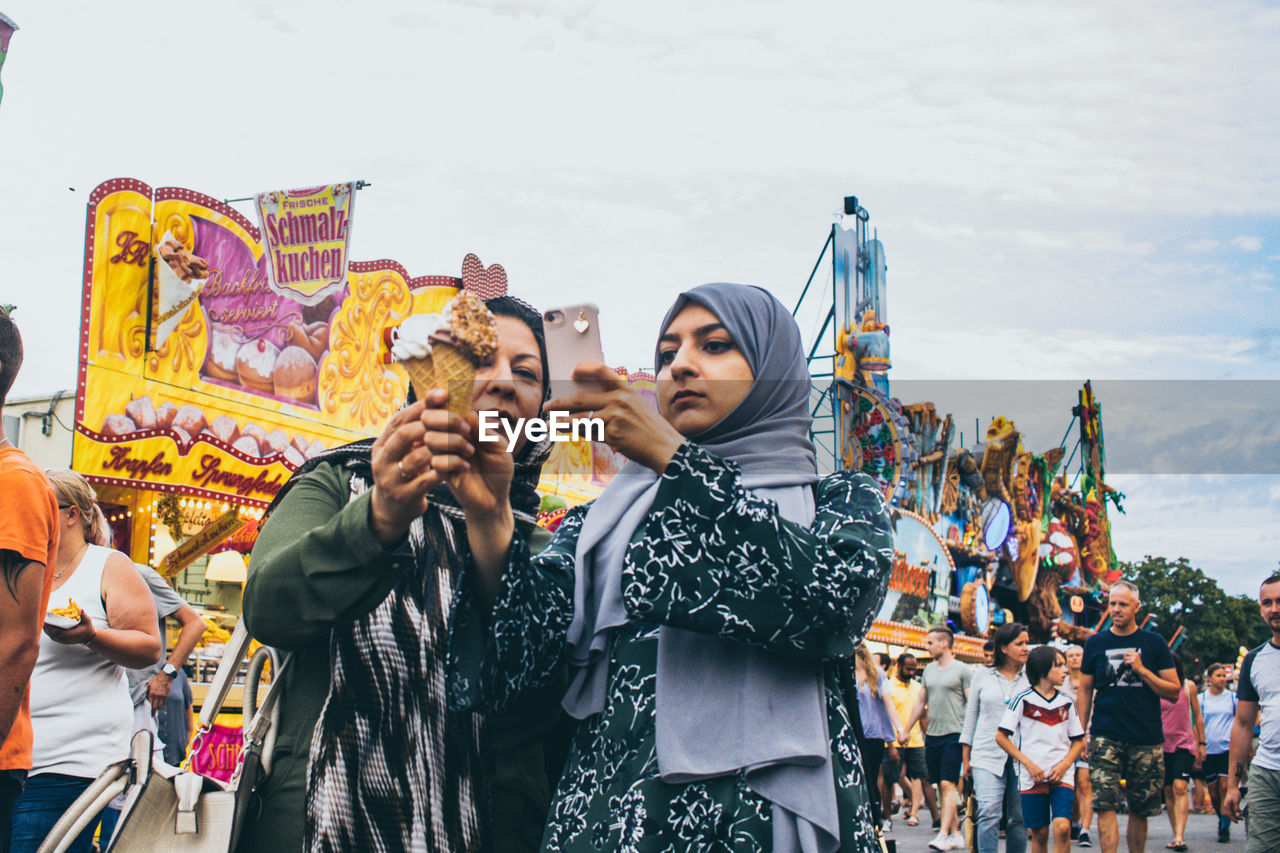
[1120,556,1270,676]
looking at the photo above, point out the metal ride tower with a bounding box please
[793,197,912,501]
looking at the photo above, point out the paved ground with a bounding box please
[881,810,1240,851]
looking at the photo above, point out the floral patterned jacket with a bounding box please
[450,442,894,852]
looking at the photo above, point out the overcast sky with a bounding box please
[1,0,1276,595]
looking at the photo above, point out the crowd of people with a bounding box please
[857,578,1280,853]
[2,288,1279,853]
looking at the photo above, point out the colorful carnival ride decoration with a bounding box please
[896,400,1110,644]
[1039,519,1083,587]
[881,509,954,624]
[866,507,983,659]
[0,13,16,110]
[836,308,891,396]
[960,580,992,637]
[898,403,953,520]
[838,383,914,501]
[796,196,1132,653]
[935,399,1119,643]
[1066,381,1123,586]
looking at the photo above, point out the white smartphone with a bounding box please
[542,303,606,398]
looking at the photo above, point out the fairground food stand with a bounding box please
[72,177,517,715]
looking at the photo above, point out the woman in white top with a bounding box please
[1197,663,1237,843]
[7,470,160,853]
[961,621,1030,853]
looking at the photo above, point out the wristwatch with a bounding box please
[161,663,178,678]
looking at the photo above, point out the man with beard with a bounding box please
[1225,572,1280,852]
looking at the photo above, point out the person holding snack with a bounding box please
[445,283,894,852]
[239,294,562,853]
[8,469,161,853]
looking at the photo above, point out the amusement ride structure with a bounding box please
[792,196,1124,657]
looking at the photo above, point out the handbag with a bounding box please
[36,622,289,853]
[962,775,979,853]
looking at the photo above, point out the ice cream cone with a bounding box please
[401,348,476,418]
[402,353,438,406]
[431,343,477,418]
[389,291,495,417]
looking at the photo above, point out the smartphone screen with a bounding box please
[542,303,606,398]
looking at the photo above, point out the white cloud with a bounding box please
[1232,235,1264,252]
[1189,239,1222,252]
[1107,474,1280,597]
[887,327,1261,381]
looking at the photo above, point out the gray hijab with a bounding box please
[563,284,839,853]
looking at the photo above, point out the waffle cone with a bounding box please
[403,348,476,417]
[402,355,437,405]
[432,344,477,417]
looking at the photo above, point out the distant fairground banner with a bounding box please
[255,183,356,305]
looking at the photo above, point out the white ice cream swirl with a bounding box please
[390,313,448,361]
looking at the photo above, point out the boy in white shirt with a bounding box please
[998,646,1085,853]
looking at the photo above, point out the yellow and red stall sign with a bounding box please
[255,183,356,305]
[74,178,461,505]
[161,510,247,576]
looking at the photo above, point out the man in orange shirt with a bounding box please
[889,652,941,829]
[0,307,59,851]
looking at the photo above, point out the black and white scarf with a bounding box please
[264,437,549,853]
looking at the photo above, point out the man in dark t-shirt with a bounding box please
[1078,581,1180,853]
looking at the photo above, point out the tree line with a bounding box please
[1120,555,1270,677]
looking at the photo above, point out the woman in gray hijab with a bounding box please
[443,283,894,852]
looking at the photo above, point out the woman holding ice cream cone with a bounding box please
[239,294,561,853]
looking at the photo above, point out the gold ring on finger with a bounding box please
[397,459,413,481]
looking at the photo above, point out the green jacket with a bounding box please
[236,461,560,853]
